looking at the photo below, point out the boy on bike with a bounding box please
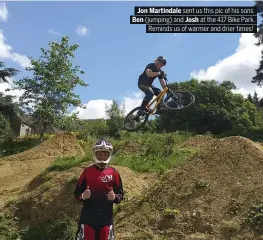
[137,56,167,116]
[74,139,124,240]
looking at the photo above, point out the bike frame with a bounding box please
[146,86,169,115]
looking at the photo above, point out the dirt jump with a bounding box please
[2,133,263,240]
[115,136,263,240]
[0,133,85,209]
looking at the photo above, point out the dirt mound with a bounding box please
[12,163,150,228]
[1,132,84,162]
[0,132,84,209]
[180,135,216,149]
[115,136,263,240]
[114,165,150,198]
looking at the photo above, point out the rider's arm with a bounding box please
[159,78,167,89]
[112,169,124,204]
[146,69,161,77]
[74,169,87,202]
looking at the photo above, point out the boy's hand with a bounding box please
[82,185,91,200]
[107,187,116,201]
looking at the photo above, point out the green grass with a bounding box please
[111,147,195,173]
[109,132,195,173]
[43,132,195,174]
[45,155,90,172]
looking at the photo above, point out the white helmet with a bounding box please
[92,139,113,165]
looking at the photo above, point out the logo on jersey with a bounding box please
[101,175,113,182]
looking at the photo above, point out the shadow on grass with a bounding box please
[27,155,90,192]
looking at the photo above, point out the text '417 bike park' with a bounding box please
[130,6,257,33]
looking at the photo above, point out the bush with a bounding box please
[0,138,41,158]
[20,219,77,240]
[246,202,263,234]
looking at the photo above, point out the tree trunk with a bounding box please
[39,122,47,142]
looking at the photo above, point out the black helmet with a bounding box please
[155,56,166,66]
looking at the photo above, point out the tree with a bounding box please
[253,91,260,106]
[246,91,263,109]
[252,1,263,86]
[0,62,20,120]
[220,80,236,91]
[0,112,12,141]
[0,62,21,139]
[0,93,21,120]
[11,36,88,140]
[0,61,19,83]
[254,1,263,45]
[160,79,263,134]
[53,112,83,132]
[105,100,125,138]
[258,98,263,108]
[247,93,254,104]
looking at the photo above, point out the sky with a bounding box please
[0,1,262,119]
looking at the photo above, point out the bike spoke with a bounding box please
[123,107,149,131]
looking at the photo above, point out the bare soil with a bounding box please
[115,136,263,240]
[0,133,84,209]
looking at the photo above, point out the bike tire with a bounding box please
[123,106,149,132]
[163,90,195,112]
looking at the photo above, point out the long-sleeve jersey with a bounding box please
[74,164,124,225]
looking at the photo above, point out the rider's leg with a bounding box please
[99,225,114,240]
[75,224,96,240]
[138,85,154,115]
[151,86,164,114]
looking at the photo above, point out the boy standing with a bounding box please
[74,139,123,240]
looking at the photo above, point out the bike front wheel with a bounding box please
[163,90,195,112]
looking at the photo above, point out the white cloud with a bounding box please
[0,4,31,69]
[72,92,143,119]
[11,53,31,68]
[73,99,113,119]
[0,3,8,22]
[75,26,88,36]
[0,77,24,102]
[122,92,144,113]
[48,29,62,36]
[190,32,263,97]
[0,30,32,69]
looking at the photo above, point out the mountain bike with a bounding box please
[123,77,195,132]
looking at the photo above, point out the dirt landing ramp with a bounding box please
[115,136,263,240]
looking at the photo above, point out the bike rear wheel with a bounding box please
[163,90,195,112]
[123,106,149,132]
